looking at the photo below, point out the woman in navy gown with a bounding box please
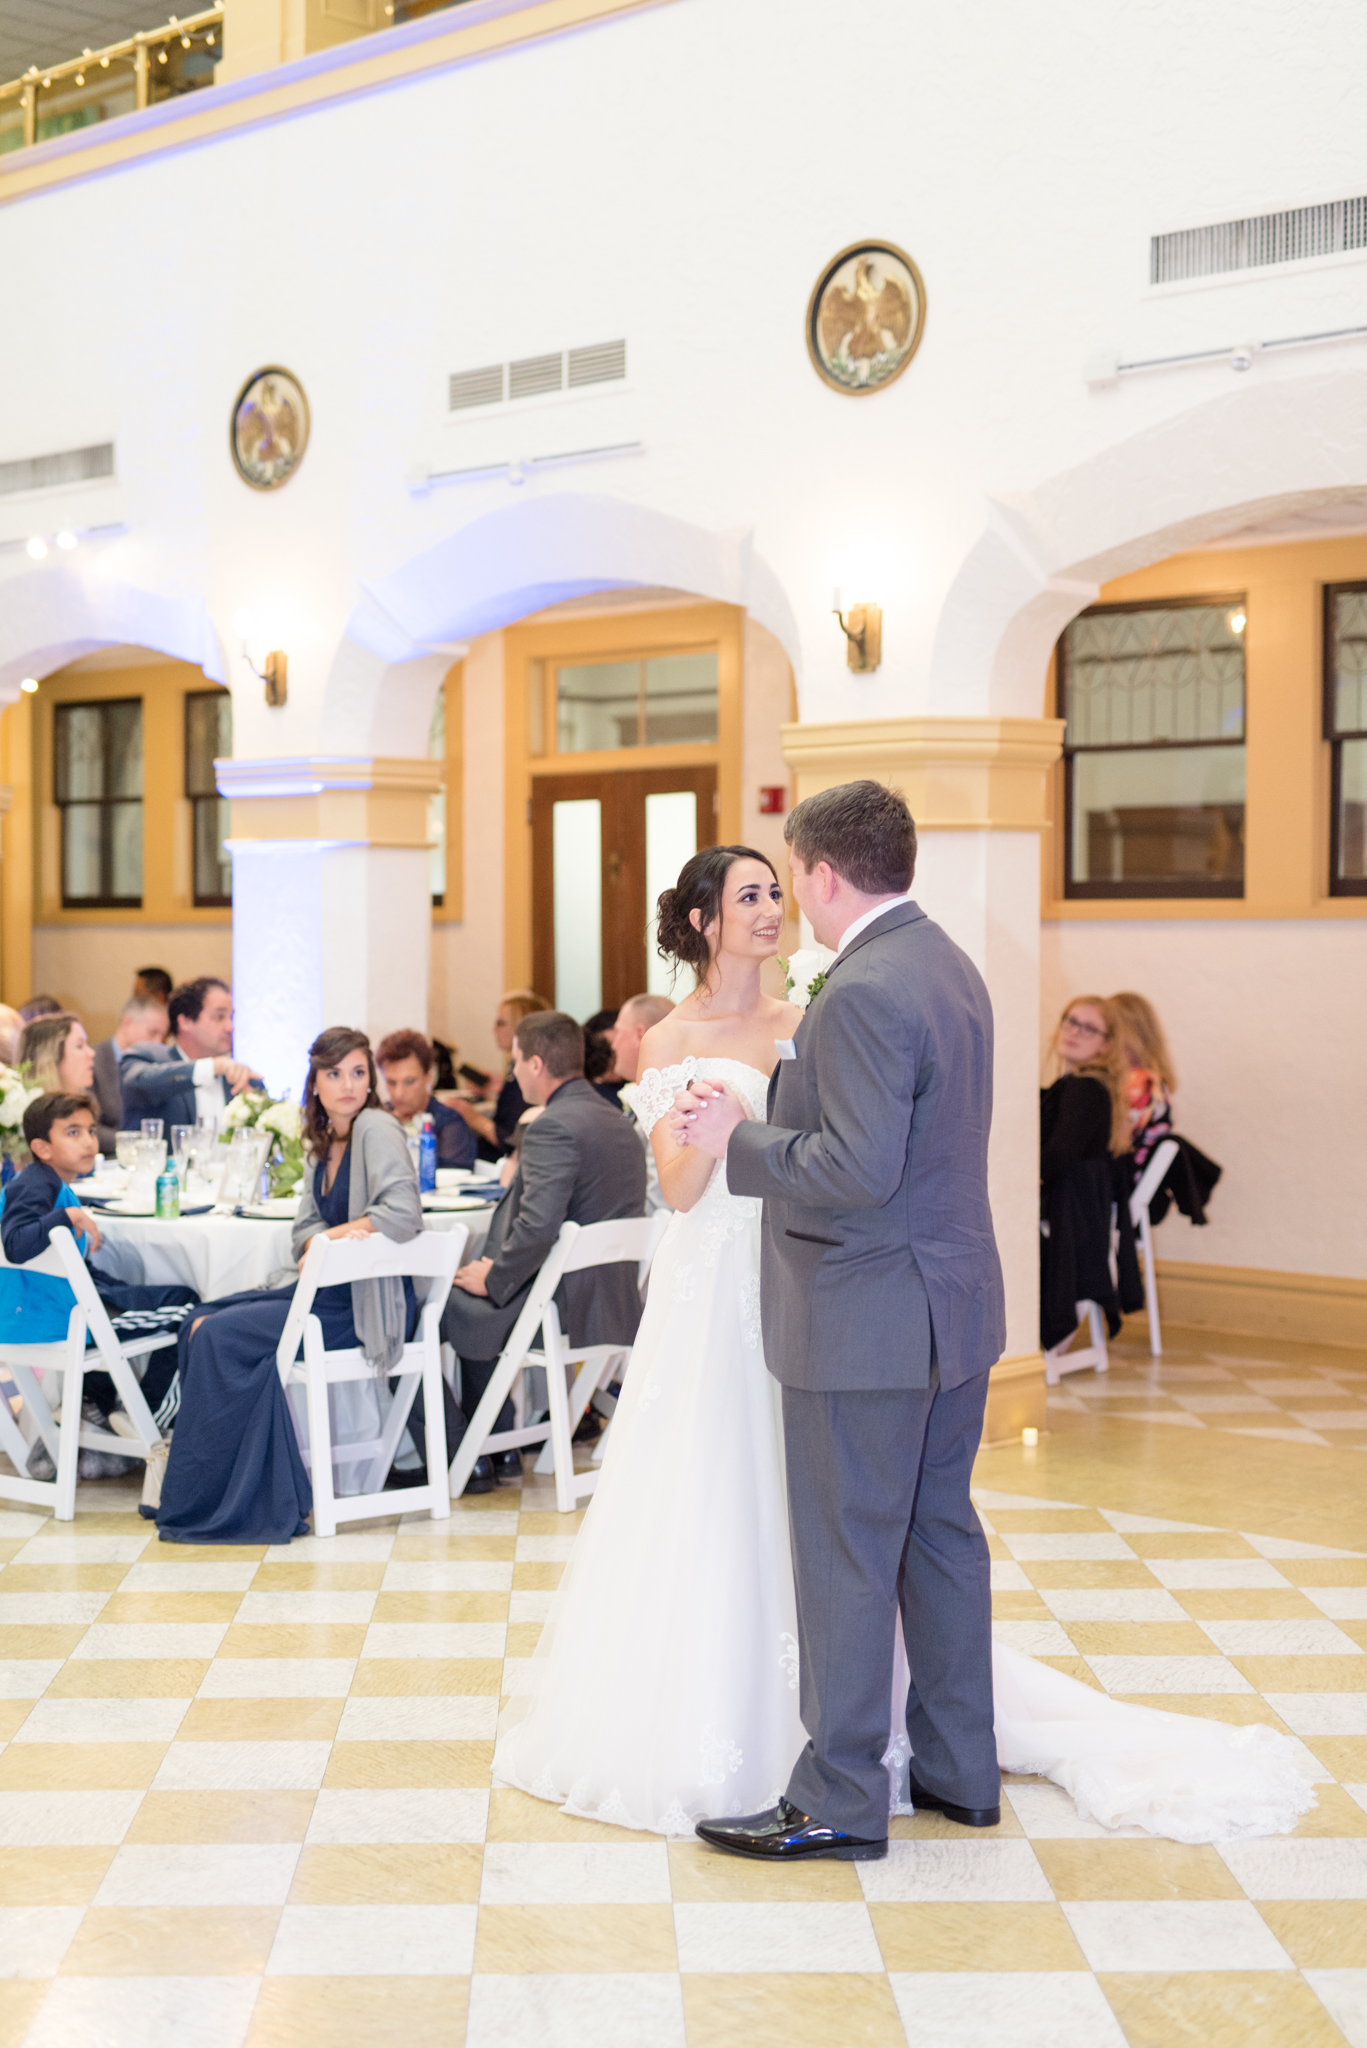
[155,1026,423,1544]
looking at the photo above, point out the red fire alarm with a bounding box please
[758,786,787,815]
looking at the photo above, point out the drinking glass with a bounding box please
[115,1134,138,1174]
[140,1119,164,1144]
[171,1124,195,1180]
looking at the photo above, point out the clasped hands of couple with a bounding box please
[668,1077,745,1158]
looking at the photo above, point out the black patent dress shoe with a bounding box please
[462,1456,496,1496]
[906,1771,1000,1828]
[492,1450,523,1483]
[695,1797,887,1863]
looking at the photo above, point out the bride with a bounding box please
[494,845,1313,1845]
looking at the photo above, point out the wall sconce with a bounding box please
[233,610,288,705]
[832,588,882,672]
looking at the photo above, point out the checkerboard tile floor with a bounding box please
[3,1405,1367,2043]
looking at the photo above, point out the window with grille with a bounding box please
[1058,599,1247,899]
[185,691,232,906]
[54,699,144,908]
[553,651,719,754]
[1325,584,1367,895]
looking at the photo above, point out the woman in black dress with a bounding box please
[155,1027,422,1544]
[1040,996,1130,1355]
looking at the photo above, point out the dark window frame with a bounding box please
[184,689,233,908]
[54,696,144,909]
[1058,593,1248,901]
[1324,579,1367,897]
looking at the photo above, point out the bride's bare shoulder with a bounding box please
[637,1017,693,1074]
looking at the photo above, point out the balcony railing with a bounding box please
[0,8,224,155]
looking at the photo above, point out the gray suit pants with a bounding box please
[781,1366,997,1837]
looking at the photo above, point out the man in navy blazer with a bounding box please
[119,977,261,1130]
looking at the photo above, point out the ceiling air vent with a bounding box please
[509,353,564,401]
[0,441,114,497]
[568,339,626,388]
[448,364,505,411]
[1152,196,1367,283]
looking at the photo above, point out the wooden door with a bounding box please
[532,764,718,1015]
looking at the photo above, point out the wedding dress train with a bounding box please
[494,1058,1314,1844]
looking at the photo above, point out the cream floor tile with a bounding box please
[510,1563,562,1591]
[1242,1537,1367,1559]
[1005,1781,1149,1840]
[0,1904,84,1976]
[1242,1657,1367,1692]
[682,1970,903,2048]
[196,1659,356,1698]
[1024,1562,1162,1590]
[23,1975,261,2048]
[266,1901,476,1975]
[474,1903,677,1973]
[1176,1588,1324,1619]
[0,1512,48,1535]
[1038,1587,1188,1622]
[1100,1969,1349,2048]
[0,1846,115,1904]
[322,1739,491,1789]
[485,1788,660,1846]
[234,1593,377,1625]
[304,1787,488,1843]
[0,1591,108,1624]
[1304,1968,1367,2047]
[380,1561,513,1591]
[508,1590,555,1624]
[516,1511,587,1534]
[336,1695,498,1741]
[99,1593,245,1625]
[399,1512,517,1541]
[988,1562,1033,1591]
[47,1659,210,1697]
[1289,1413,1367,1431]
[177,1698,343,1742]
[1096,1511,1218,1533]
[349,1658,502,1695]
[870,1900,1086,1972]
[244,1975,470,2048]
[668,1839,864,1902]
[361,1622,506,1659]
[1169,1394,1280,1413]
[1032,1838,1244,1899]
[124,1791,317,1844]
[1084,1654,1253,1693]
[1066,1623,1220,1657]
[674,1901,882,1973]
[217,1626,368,1661]
[1001,1534,1137,1561]
[1144,1558,1293,1589]
[95,1842,301,1906]
[1288,1781,1367,1827]
[13,1697,190,1743]
[480,1841,670,1905]
[888,1970,1127,2046]
[513,1536,577,1563]
[1279,1561,1367,1586]
[467,1972,685,2048]
[1259,1899,1367,1967]
[374,1592,510,1625]
[990,1619,1076,1655]
[0,1660,62,1698]
[288,1843,483,1905]
[1201,1618,1365,1655]
[0,1790,143,1845]
[70,1623,229,1660]
[858,1839,1051,1904]
[59,1905,280,1975]
[390,1536,515,1564]
[1306,1588,1367,1620]
[10,1535,148,1564]
[987,1509,1111,1532]
[120,1562,260,1592]
[262,1535,395,1563]
[0,1742,165,1789]
[1063,1898,1293,1971]
[1217,1835,1367,1897]
[1307,1736,1367,1778]
[153,1741,331,1792]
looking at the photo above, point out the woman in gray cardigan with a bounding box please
[155,1027,423,1546]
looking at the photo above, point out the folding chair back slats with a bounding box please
[1129,1137,1179,1356]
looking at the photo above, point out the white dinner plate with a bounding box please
[100,1199,215,1218]
[238,1198,301,1219]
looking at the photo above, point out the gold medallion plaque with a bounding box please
[806,242,926,395]
[230,366,310,490]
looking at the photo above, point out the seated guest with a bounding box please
[156,1027,423,1545]
[1040,996,1130,1357]
[612,993,676,1215]
[93,996,169,1152]
[449,988,552,1158]
[18,995,63,1024]
[406,1009,647,1492]
[376,1029,478,1170]
[0,1093,197,1473]
[19,1014,118,1159]
[0,1005,21,1065]
[119,977,261,1131]
[583,1008,627,1107]
[133,966,174,1006]
[1109,989,1177,1174]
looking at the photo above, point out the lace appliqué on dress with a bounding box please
[698,1721,743,1788]
[778,1631,799,1692]
[631,1061,697,1138]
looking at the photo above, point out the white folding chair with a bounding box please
[448,1215,666,1515]
[1129,1137,1179,1358]
[0,1230,172,1520]
[1044,1298,1109,1386]
[274,1225,465,1538]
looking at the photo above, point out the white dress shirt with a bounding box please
[835,892,916,954]
[190,1056,226,1130]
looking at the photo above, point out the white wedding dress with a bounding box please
[494,1058,1314,1845]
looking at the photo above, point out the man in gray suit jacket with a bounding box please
[677,781,1006,1862]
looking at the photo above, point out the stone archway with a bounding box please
[0,561,223,702]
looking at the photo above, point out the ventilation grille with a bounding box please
[1152,197,1367,283]
[448,340,626,411]
[0,441,114,498]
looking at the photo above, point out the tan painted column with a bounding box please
[218,754,442,1094]
[782,715,1065,1443]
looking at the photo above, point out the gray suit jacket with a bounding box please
[91,1038,123,1158]
[443,1076,647,1362]
[118,1042,230,1130]
[727,900,1006,1392]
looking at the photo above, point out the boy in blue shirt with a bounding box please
[1,1093,198,1475]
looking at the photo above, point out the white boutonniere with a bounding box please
[779,946,837,1011]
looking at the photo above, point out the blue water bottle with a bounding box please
[418,1114,437,1193]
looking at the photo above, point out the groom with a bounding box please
[673,779,1006,1860]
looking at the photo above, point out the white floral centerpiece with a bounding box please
[0,1062,48,1168]
[221,1090,306,1196]
[779,945,837,1011]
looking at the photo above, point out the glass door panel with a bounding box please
[644,789,697,995]
[552,797,603,1017]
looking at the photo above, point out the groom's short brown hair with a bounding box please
[785,780,917,894]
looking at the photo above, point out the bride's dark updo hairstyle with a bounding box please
[654,844,779,979]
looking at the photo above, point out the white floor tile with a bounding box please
[232,1591,376,1624]
[381,1561,513,1591]
[195,1658,356,1698]
[673,1901,882,1972]
[514,1536,577,1563]
[70,1622,229,1660]
[262,1533,394,1562]
[0,1789,144,1845]
[1144,1558,1292,1590]
[500,1658,540,1697]
[1305,1969,1367,2048]
[1304,1588,1367,1620]
[120,1563,260,1591]
[151,1739,331,1791]
[1347,1784,1367,1817]
[972,1492,1087,1512]
[95,1841,301,1906]
[465,1973,686,2048]
[888,1972,1128,2047]
[1039,1588,1187,1621]
[429,1510,519,1534]
[480,1842,671,1905]
[859,1838,1053,1903]
[267,1902,476,1974]
[1289,1413,1367,1431]
[1001,1534,1137,1561]
[1197,1618,1364,1656]
[508,1590,555,1624]
[1097,1512,1217,1533]
[336,1694,497,1740]
[1005,1781,1148,1839]
[1084,1655,1253,1694]
[0,1590,109,1623]
[0,1511,48,1535]
[0,1660,62,1698]
[1242,1535,1365,1559]
[1217,1836,1367,1898]
[1262,1693,1367,1736]
[991,1619,1076,1655]
[1170,1393,1279,1413]
[1063,1899,1293,1971]
[989,1562,1033,1592]
[362,1622,505,1659]
[14,1696,190,1742]
[11,1535,148,1563]
[23,1976,260,2048]
[0,1904,84,1976]
[304,1787,488,1843]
